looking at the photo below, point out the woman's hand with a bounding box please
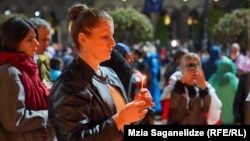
[134,88,155,107]
[113,89,155,131]
[181,69,206,88]
[195,69,207,90]
[180,71,197,86]
[113,100,150,132]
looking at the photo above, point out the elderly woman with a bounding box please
[160,52,222,125]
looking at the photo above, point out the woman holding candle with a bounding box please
[48,3,155,141]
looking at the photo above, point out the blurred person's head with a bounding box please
[172,49,188,64]
[209,45,221,60]
[50,57,63,70]
[181,53,202,73]
[180,52,202,85]
[115,42,134,65]
[230,43,240,56]
[29,17,52,55]
[132,48,144,60]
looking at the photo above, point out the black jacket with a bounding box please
[48,56,128,141]
[233,72,250,124]
[101,48,133,98]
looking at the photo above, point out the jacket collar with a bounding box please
[72,56,111,84]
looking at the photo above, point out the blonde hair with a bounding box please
[180,52,202,70]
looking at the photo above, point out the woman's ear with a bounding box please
[78,32,86,45]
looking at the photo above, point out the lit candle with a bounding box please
[141,75,146,89]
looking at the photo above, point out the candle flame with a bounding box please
[141,75,146,89]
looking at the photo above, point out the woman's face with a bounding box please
[18,29,39,57]
[80,19,115,63]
